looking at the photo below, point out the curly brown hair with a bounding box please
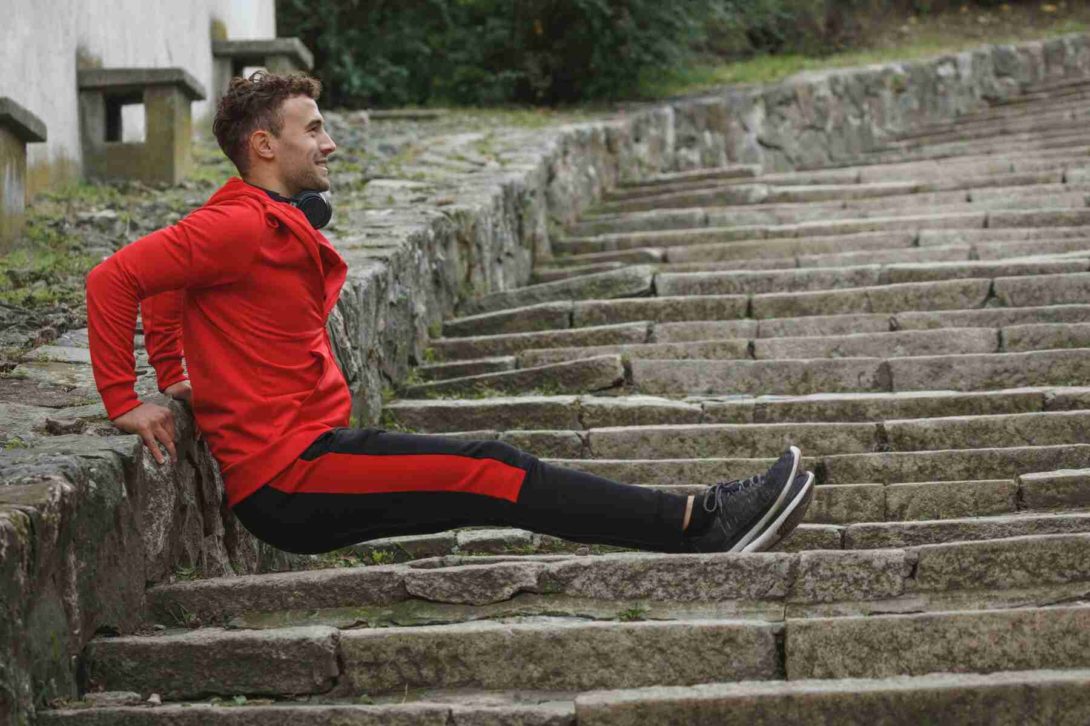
[212,70,322,173]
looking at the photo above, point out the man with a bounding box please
[86,71,815,556]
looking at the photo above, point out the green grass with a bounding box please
[637,19,1090,99]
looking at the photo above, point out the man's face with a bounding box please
[269,95,336,194]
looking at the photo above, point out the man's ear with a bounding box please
[249,130,276,162]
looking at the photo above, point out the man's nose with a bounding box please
[321,133,336,156]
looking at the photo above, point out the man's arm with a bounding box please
[140,289,188,394]
[85,201,264,460]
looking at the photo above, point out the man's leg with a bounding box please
[233,427,694,555]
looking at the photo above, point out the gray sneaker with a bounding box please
[683,446,801,553]
[741,470,815,553]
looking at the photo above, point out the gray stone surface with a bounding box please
[805,484,885,524]
[885,479,1018,520]
[789,550,910,604]
[384,396,581,433]
[884,410,1090,451]
[888,350,1090,392]
[404,355,625,397]
[443,302,574,337]
[460,266,656,316]
[587,422,878,459]
[845,512,1090,549]
[340,620,780,693]
[0,96,47,142]
[83,626,340,699]
[433,322,649,360]
[632,358,890,396]
[575,670,1090,726]
[786,605,1090,679]
[1020,468,1090,509]
[911,534,1090,592]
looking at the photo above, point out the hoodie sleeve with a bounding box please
[86,201,266,420]
[140,289,188,393]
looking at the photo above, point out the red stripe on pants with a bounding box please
[266,451,527,502]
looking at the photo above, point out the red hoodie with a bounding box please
[85,177,351,507]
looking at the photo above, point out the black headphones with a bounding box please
[256,185,333,230]
[287,190,333,230]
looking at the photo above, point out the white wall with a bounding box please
[0,0,277,192]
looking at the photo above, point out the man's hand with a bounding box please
[113,402,177,466]
[164,380,191,402]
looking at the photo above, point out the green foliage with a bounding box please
[616,604,649,621]
[278,0,711,106]
[280,1,1059,106]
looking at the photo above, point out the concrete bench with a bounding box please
[77,68,206,185]
[0,97,47,250]
[212,38,314,100]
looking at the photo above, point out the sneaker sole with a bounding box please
[742,471,815,554]
[728,445,801,553]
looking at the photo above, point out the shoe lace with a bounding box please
[702,472,766,513]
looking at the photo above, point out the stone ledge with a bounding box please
[77,68,206,101]
[212,38,314,70]
[0,97,47,142]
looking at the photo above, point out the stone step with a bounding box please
[439,302,1090,362]
[531,261,627,284]
[787,604,1090,679]
[663,231,918,263]
[402,355,625,398]
[449,408,1090,467]
[439,316,1090,370]
[382,387,1090,433]
[574,669,1090,726]
[576,410,1090,460]
[508,327,1004,368]
[602,168,1068,210]
[456,265,655,317]
[893,111,1090,146]
[82,620,783,699]
[39,700,576,724]
[870,131,1090,164]
[884,123,1090,150]
[844,512,1090,549]
[632,348,1090,396]
[594,175,1086,217]
[701,234,1090,274]
[657,259,1088,297]
[551,444,1090,487]
[571,201,1090,242]
[746,278,983,320]
[441,295,749,337]
[417,356,515,382]
[543,247,665,267]
[81,593,1090,700]
[516,339,751,368]
[617,164,760,189]
[144,534,1090,627]
[594,181,929,215]
[429,321,650,361]
[559,212,1007,254]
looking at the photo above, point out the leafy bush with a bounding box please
[279,0,711,106]
[277,0,1042,107]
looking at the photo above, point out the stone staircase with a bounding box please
[42,80,1090,723]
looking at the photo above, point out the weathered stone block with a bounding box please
[0,97,47,251]
[78,68,206,184]
[212,38,315,101]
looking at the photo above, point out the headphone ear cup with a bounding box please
[292,191,333,230]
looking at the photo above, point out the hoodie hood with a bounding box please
[209,177,347,317]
